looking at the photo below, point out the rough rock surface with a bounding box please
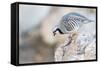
[55,32,96,61]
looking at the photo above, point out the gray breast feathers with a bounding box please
[56,12,93,34]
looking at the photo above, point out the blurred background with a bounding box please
[19,4,96,64]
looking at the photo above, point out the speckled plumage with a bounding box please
[53,12,92,35]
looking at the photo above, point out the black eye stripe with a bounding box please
[57,28,64,34]
[53,28,64,35]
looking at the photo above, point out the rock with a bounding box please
[55,32,96,61]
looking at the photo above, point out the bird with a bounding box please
[53,12,93,36]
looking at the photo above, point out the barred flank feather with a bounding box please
[53,12,93,35]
